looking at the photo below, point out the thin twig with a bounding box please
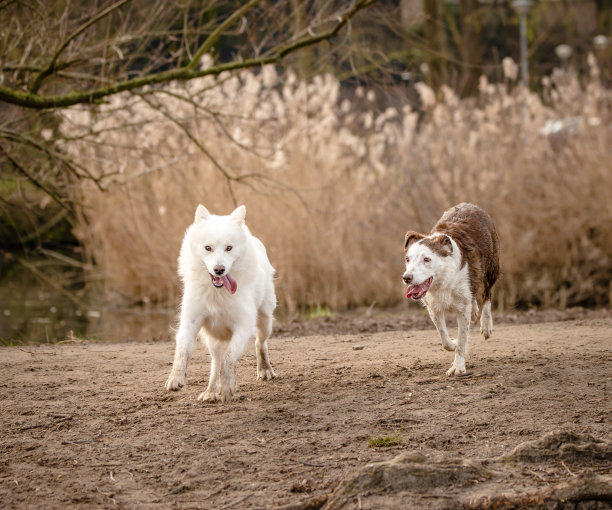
[188,0,262,69]
[29,0,131,93]
[0,143,72,212]
[593,465,612,473]
[130,91,315,212]
[18,348,56,355]
[12,255,87,310]
[295,459,327,468]
[148,87,274,158]
[61,439,101,445]
[1,128,110,191]
[525,468,547,481]
[219,493,252,510]
[0,0,19,12]
[38,248,93,270]
[135,92,239,206]
[561,460,576,477]
[166,485,189,496]
[20,423,46,431]
[20,210,69,244]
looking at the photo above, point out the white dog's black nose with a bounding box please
[403,274,413,284]
[214,265,225,275]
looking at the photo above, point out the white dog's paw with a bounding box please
[218,385,235,402]
[442,339,456,352]
[218,368,236,402]
[257,366,276,381]
[197,390,217,402]
[165,371,185,391]
[446,357,466,376]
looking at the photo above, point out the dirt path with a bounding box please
[1,315,611,509]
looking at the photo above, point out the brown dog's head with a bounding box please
[403,232,454,300]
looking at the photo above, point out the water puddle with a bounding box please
[0,260,175,346]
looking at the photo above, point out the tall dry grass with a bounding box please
[60,55,612,314]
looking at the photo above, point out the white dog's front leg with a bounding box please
[218,327,254,402]
[426,306,456,352]
[447,303,471,376]
[198,336,226,402]
[165,294,203,391]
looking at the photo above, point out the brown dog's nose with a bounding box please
[214,265,225,275]
[403,274,413,284]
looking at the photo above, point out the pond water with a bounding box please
[0,260,175,346]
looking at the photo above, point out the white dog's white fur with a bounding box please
[165,204,276,402]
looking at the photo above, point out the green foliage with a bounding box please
[368,432,403,448]
[306,306,334,320]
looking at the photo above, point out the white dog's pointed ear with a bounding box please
[230,205,246,225]
[194,204,210,222]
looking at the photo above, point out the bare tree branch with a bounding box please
[0,0,379,110]
[0,0,19,13]
[187,0,263,71]
[0,129,111,191]
[29,0,133,94]
[0,144,73,213]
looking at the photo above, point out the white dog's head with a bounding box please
[187,204,248,294]
[402,231,453,300]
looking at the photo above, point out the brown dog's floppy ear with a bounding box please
[404,231,425,251]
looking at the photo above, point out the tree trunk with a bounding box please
[424,0,445,93]
[459,0,482,97]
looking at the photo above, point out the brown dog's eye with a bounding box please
[424,257,431,263]
[405,256,410,263]
[226,245,233,252]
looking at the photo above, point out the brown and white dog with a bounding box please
[403,203,500,376]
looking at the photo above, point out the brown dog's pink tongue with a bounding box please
[222,274,237,294]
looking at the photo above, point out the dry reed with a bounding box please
[60,56,612,314]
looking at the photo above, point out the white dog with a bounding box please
[165,204,276,401]
[403,203,500,376]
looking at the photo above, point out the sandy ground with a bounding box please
[1,311,611,509]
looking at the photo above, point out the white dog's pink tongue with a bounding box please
[222,274,237,294]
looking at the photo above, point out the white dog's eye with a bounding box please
[424,257,431,263]
[405,256,410,263]
[205,245,212,252]
[226,245,233,252]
